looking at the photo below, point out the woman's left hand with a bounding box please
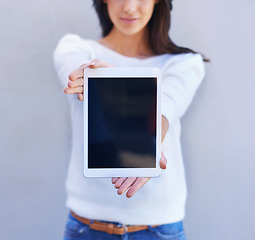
[112,152,167,198]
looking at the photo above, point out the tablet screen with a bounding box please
[88,77,157,169]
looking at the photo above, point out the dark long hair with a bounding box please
[92,0,208,62]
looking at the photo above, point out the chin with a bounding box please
[119,27,145,36]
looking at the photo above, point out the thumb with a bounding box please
[160,152,167,169]
[89,58,113,68]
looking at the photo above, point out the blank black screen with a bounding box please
[88,77,157,168]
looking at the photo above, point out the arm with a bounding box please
[53,34,94,89]
[161,53,205,125]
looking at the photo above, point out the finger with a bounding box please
[77,93,84,101]
[89,58,113,68]
[64,86,83,94]
[126,177,150,198]
[67,78,84,88]
[160,152,167,170]
[115,177,128,189]
[80,63,90,68]
[117,177,137,195]
[69,67,86,81]
[112,177,119,184]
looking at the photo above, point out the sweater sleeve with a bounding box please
[53,34,95,87]
[161,53,205,125]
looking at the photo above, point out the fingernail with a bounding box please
[89,63,96,68]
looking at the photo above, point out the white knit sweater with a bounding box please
[53,34,205,225]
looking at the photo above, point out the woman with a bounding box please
[54,0,206,239]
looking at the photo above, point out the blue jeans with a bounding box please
[63,213,186,240]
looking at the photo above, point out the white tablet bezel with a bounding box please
[83,67,162,177]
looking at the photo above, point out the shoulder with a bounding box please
[55,34,91,48]
[162,53,205,79]
[53,34,95,59]
[163,52,204,66]
[57,33,82,43]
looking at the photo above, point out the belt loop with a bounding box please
[107,223,114,235]
[90,219,94,226]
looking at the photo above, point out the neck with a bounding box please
[98,27,154,59]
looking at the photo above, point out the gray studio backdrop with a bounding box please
[1,0,254,239]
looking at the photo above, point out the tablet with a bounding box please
[83,67,161,177]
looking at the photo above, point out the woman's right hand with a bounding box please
[63,58,113,101]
